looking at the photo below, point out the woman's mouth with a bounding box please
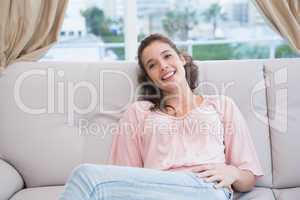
[161,70,176,81]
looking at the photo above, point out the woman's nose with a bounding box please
[160,63,169,71]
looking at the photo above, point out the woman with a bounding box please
[60,34,263,200]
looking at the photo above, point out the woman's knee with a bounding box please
[70,164,107,180]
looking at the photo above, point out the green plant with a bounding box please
[202,3,227,38]
[233,43,269,59]
[81,6,110,36]
[192,44,233,60]
[101,35,124,59]
[162,7,198,40]
[275,44,300,58]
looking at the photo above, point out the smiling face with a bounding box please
[141,41,187,93]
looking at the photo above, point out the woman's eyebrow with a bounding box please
[160,50,170,55]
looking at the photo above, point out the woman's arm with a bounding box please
[107,101,148,167]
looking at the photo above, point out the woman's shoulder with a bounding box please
[119,101,153,123]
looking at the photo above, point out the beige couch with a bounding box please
[0,59,300,200]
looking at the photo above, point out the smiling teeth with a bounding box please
[162,71,175,80]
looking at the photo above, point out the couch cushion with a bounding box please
[273,187,300,200]
[194,60,272,187]
[265,58,300,188]
[0,61,138,187]
[0,159,24,200]
[10,186,64,200]
[234,187,275,200]
[0,62,101,187]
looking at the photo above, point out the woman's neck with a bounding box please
[162,87,201,116]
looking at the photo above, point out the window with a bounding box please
[42,0,125,61]
[232,2,249,25]
[41,0,299,62]
[68,31,74,36]
[137,0,299,60]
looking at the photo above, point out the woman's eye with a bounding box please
[148,64,155,69]
[164,54,171,59]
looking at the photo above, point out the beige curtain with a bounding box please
[252,0,300,54]
[0,0,69,70]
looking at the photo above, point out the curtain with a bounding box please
[0,0,69,70]
[252,0,300,54]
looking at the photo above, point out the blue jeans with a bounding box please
[60,164,233,200]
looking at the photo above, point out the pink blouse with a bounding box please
[108,95,264,177]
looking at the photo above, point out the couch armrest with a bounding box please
[0,159,24,200]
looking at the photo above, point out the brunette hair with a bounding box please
[137,33,199,111]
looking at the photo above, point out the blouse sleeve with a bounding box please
[107,102,145,167]
[222,96,264,177]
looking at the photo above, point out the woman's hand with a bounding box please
[192,163,240,189]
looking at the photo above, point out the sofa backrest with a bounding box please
[264,59,300,188]
[0,59,299,188]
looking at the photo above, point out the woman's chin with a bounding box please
[160,82,180,94]
[160,77,186,90]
